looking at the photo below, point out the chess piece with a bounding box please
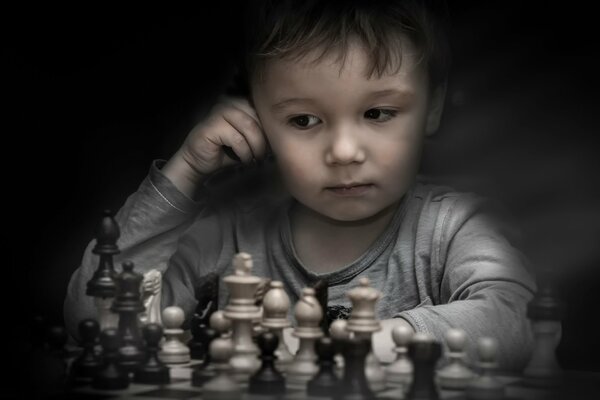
[523,277,565,387]
[71,319,102,383]
[86,209,119,331]
[158,306,191,364]
[29,319,69,395]
[338,336,376,400]
[189,272,219,359]
[202,331,242,400]
[140,269,162,325]
[92,328,129,390]
[248,331,286,396]
[134,323,170,384]
[346,278,386,392]
[46,325,69,391]
[111,260,145,372]
[192,310,231,386]
[312,279,331,334]
[406,333,441,400]
[47,324,69,362]
[386,323,414,390]
[223,252,262,381]
[191,327,219,386]
[30,314,48,350]
[261,280,294,370]
[307,336,340,397]
[330,318,351,376]
[436,328,475,390]
[210,310,233,339]
[286,287,323,389]
[465,337,505,400]
[210,310,234,361]
[189,316,209,361]
[252,277,271,338]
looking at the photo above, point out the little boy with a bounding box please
[64,0,535,370]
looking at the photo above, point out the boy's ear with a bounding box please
[425,83,447,136]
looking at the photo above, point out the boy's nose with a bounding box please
[324,125,366,165]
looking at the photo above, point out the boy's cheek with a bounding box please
[256,117,283,147]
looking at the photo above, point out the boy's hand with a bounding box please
[163,97,268,198]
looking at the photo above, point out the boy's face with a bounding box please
[252,39,432,222]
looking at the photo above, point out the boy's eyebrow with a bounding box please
[270,89,414,112]
[366,88,415,101]
[271,97,316,113]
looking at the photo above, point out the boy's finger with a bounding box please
[228,97,261,125]
[211,121,255,164]
[225,97,267,143]
[222,107,267,160]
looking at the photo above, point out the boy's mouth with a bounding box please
[326,183,373,196]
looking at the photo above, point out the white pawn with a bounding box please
[158,306,191,364]
[437,328,475,390]
[202,334,242,400]
[261,281,294,370]
[346,277,386,392]
[286,287,323,389]
[329,318,350,377]
[466,337,505,400]
[191,309,231,387]
[386,324,414,390]
[210,310,232,340]
[346,278,381,334]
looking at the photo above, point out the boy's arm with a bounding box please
[397,197,536,372]
[63,160,206,339]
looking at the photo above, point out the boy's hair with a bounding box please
[231,0,451,96]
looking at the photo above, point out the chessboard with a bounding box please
[36,213,598,400]
[53,359,600,400]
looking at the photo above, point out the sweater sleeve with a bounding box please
[63,160,206,339]
[398,195,536,372]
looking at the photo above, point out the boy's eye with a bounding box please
[364,108,398,122]
[288,114,321,129]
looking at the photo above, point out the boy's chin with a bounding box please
[308,202,396,225]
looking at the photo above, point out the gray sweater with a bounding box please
[64,160,536,370]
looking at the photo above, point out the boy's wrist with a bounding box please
[162,151,206,199]
[394,317,416,334]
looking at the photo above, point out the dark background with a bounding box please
[7,0,600,374]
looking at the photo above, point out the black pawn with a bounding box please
[189,314,208,360]
[47,325,69,359]
[71,319,102,383]
[189,273,218,360]
[92,328,129,390]
[249,331,286,395]
[38,325,69,393]
[307,336,340,397]
[191,327,219,386]
[111,260,145,372]
[30,314,48,350]
[86,209,120,299]
[406,336,442,400]
[134,323,170,384]
[527,275,565,321]
[337,336,375,400]
[312,279,331,335]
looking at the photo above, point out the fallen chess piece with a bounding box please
[140,269,162,325]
